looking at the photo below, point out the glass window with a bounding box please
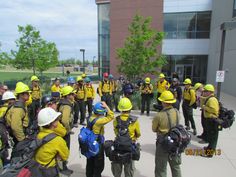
[164,11,211,39]
[98,4,110,76]
[162,55,208,83]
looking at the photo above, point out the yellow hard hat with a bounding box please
[145,77,151,84]
[61,86,74,96]
[77,76,83,82]
[158,90,176,104]
[159,73,165,79]
[31,75,39,82]
[82,73,86,78]
[194,83,202,90]
[183,78,192,85]
[15,83,31,95]
[118,97,132,111]
[204,84,215,92]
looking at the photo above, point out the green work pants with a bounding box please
[205,119,219,150]
[155,142,182,177]
[111,161,134,177]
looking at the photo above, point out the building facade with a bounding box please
[96,0,236,96]
[207,0,236,97]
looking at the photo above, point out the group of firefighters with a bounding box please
[0,71,220,177]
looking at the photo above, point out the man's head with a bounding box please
[41,95,57,110]
[203,84,215,97]
[77,76,83,85]
[183,78,192,89]
[0,84,7,95]
[194,83,203,92]
[61,86,75,102]
[103,72,109,81]
[54,78,60,87]
[31,75,40,87]
[2,91,16,105]
[159,73,165,82]
[158,90,176,108]
[15,82,31,102]
[118,97,132,113]
[172,78,179,86]
[38,107,61,129]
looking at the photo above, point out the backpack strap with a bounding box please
[166,109,179,129]
[87,117,99,130]
[41,133,57,145]
[204,95,215,105]
[116,116,131,136]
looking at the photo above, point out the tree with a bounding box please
[12,25,59,74]
[117,14,166,81]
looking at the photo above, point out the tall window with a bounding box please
[98,3,110,75]
[164,11,211,39]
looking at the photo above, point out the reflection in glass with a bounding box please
[164,12,211,39]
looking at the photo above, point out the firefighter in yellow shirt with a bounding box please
[152,91,182,177]
[58,86,74,175]
[34,107,69,176]
[51,78,61,97]
[84,77,95,119]
[182,78,197,135]
[29,75,42,123]
[156,73,170,105]
[86,101,114,177]
[200,84,220,158]
[74,76,87,126]
[6,82,30,145]
[98,72,113,109]
[140,77,153,116]
[112,97,141,177]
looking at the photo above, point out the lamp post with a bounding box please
[80,49,85,73]
[217,21,236,100]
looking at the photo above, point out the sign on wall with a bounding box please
[216,70,225,82]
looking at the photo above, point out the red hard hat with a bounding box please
[103,72,109,78]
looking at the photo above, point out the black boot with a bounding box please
[60,162,73,176]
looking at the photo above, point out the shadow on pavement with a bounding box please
[68,163,86,177]
[141,143,156,156]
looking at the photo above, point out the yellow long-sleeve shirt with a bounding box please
[98,80,112,96]
[203,95,219,119]
[85,84,95,99]
[156,79,170,93]
[51,85,61,93]
[76,85,87,100]
[6,102,29,141]
[34,128,69,167]
[183,88,196,106]
[152,106,180,135]
[89,110,114,135]
[113,114,141,141]
[31,86,42,100]
[58,100,73,133]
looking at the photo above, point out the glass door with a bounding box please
[175,64,193,82]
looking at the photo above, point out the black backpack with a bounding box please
[114,116,133,152]
[161,109,191,156]
[0,105,14,162]
[0,133,57,177]
[205,96,235,129]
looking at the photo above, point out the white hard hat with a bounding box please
[2,91,16,101]
[38,107,61,127]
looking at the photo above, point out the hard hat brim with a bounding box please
[117,105,132,112]
[158,97,176,104]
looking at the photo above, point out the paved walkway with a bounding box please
[67,92,236,177]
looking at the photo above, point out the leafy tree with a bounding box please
[12,25,59,74]
[117,14,166,81]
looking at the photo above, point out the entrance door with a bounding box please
[175,64,193,82]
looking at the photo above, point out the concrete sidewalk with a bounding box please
[67,92,236,177]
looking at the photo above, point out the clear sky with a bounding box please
[0,0,97,61]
